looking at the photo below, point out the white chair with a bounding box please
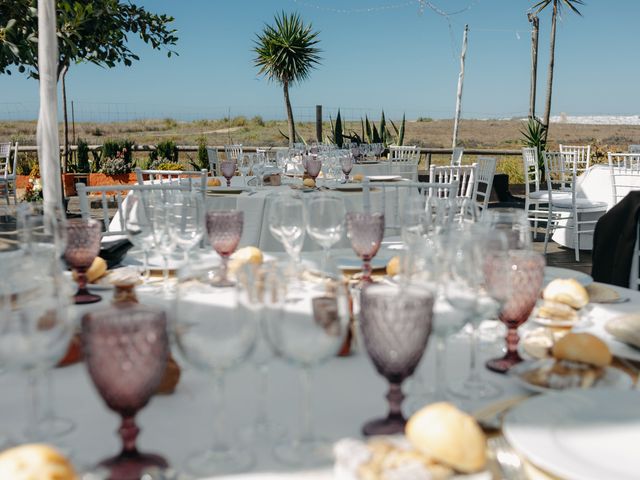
[451,147,464,166]
[387,145,420,181]
[608,153,640,205]
[224,144,243,162]
[522,147,551,233]
[206,148,219,174]
[0,142,18,204]
[473,156,496,212]
[629,145,640,153]
[543,151,608,261]
[135,167,207,189]
[559,144,591,175]
[429,164,476,199]
[76,182,189,239]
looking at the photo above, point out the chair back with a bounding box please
[388,145,420,164]
[522,147,540,196]
[0,143,10,179]
[474,157,497,211]
[629,145,640,153]
[451,147,464,166]
[135,167,207,189]
[544,151,576,199]
[9,142,18,179]
[559,144,591,174]
[224,144,243,162]
[429,164,476,198]
[608,153,640,206]
[206,148,219,174]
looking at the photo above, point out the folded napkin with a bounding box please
[100,238,133,269]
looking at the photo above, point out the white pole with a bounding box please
[37,0,63,216]
[452,24,469,149]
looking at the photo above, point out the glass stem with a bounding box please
[220,256,229,283]
[211,373,228,451]
[506,327,520,359]
[162,254,170,292]
[119,415,140,455]
[362,259,372,282]
[26,369,44,440]
[322,247,330,273]
[43,371,55,422]
[434,335,447,402]
[143,250,150,281]
[299,367,314,443]
[76,267,89,294]
[468,320,481,382]
[255,363,269,430]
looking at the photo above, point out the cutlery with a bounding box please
[489,435,527,480]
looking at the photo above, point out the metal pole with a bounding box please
[452,25,468,149]
[528,13,539,119]
[71,100,76,144]
[315,105,322,143]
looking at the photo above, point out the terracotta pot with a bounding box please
[88,172,138,187]
[16,175,30,189]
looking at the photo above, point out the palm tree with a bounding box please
[533,0,584,138]
[253,12,322,146]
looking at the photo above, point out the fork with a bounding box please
[489,435,527,480]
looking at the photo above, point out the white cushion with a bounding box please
[551,196,608,209]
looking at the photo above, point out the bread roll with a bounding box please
[586,283,620,303]
[543,278,589,309]
[537,300,579,322]
[405,402,486,473]
[605,314,640,349]
[0,444,78,480]
[303,178,316,188]
[386,256,401,277]
[72,256,107,283]
[231,246,263,265]
[353,174,364,183]
[552,332,612,367]
[207,178,222,187]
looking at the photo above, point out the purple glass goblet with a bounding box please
[220,160,236,187]
[306,156,322,182]
[360,284,434,435]
[340,155,353,182]
[346,212,384,282]
[206,210,244,286]
[64,218,102,304]
[81,304,169,480]
[486,250,545,373]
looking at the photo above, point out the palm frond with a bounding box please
[533,0,584,16]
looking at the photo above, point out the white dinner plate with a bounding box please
[531,315,579,328]
[206,187,249,195]
[508,359,633,394]
[331,184,364,192]
[367,175,402,182]
[544,266,593,286]
[504,390,640,480]
[578,317,640,362]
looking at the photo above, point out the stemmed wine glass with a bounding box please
[486,250,545,373]
[64,218,102,304]
[268,193,306,273]
[306,156,322,184]
[81,304,169,479]
[148,192,177,294]
[305,193,345,273]
[263,272,350,466]
[174,263,258,475]
[340,154,353,183]
[237,154,253,186]
[345,212,384,282]
[220,160,236,187]
[481,208,531,249]
[360,284,434,435]
[169,190,204,263]
[206,210,243,286]
[124,191,155,281]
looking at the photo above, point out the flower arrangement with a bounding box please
[101,148,133,175]
[22,177,43,203]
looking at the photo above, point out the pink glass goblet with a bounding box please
[64,218,102,304]
[360,284,434,435]
[346,212,385,282]
[81,304,169,480]
[340,155,353,182]
[306,156,322,182]
[486,250,545,373]
[220,160,236,187]
[206,210,244,286]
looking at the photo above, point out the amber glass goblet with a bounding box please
[486,250,545,373]
[64,218,102,304]
[81,305,169,480]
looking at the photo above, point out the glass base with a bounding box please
[98,451,168,480]
[74,291,102,304]
[273,436,332,467]
[25,415,75,440]
[448,378,502,400]
[362,415,406,436]
[185,446,254,476]
[486,354,523,374]
[239,420,286,446]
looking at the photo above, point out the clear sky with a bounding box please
[1,0,638,122]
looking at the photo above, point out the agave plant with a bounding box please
[328,109,344,148]
[521,117,547,172]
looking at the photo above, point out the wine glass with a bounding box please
[305,193,345,272]
[174,263,258,475]
[345,212,384,282]
[486,250,545,373]
[81,304,169,479]
[268,193,306,273]
[148,192,177,294]
[64,218,102,304]
[252,153,266,187]
[220,160,236,187]
[306,156,322,183]
[262,272,350,466]
[340,154,353,183]
[237,154,253,186]
[124,191,155,281]
[481,208,531,249]
[360,284,434,435]
[169,190,204,263]
[205,210,243,286]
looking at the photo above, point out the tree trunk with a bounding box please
[60,63,70,173]
[542,1,558,139]
[528,13,539,119]
[283,81,296,146]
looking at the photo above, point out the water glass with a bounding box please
[169,191,204,262]
[305,194,345,272]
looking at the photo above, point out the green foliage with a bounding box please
[533,0,584,16]
[153,162,183,171]
[149,140,178,164]
[190,136,209,171]
[0,0,178,79]
[521,117,547,172]
[251,115,265,127]
[100,156,133,175]
[100,139,134,174]
[362,111,405,146]
[327,110,344,148]
[76,138,90,173]
[416,117,433,122]
[16,153,37,176]
[390,114,406,146]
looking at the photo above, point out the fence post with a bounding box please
[315,105,322,143]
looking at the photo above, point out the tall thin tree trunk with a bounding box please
[452,25,469,149]
[528,13,539,119]
[60,63,70,173]
[542,1,558,138]
[283,81,296,146]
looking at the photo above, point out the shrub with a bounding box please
[251,115,265,127]
[100,156,133,175]
[76,139,91,173]
[417,117,433,122]
[189,136,209,171]
[153,162,183,171]
[16,153,37,176]
[149,140,179,164]
[100,139,134,175]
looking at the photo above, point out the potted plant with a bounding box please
[89,139,137,186]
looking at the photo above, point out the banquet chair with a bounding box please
[362,178,458,234]
[629,145,640,154]
[473,156,497,212]
[559,144,591,175]
[135,167,207,206]
[0,142,18,205]
[608,153,640,205]
[387,145,420,181]
[206,148,219,175]
[224,144,243,161]
[76,182,190,239]
[543,152,608,261]
[451,147,464,166]
[429,164,476,199]
[522,147,552,234]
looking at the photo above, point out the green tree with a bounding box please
[253,11,321,146]
[0,0,178,170]
[532,0,584,138]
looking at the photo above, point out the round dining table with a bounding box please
[1,244,638,479]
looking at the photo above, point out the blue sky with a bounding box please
[1,0,638,121]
